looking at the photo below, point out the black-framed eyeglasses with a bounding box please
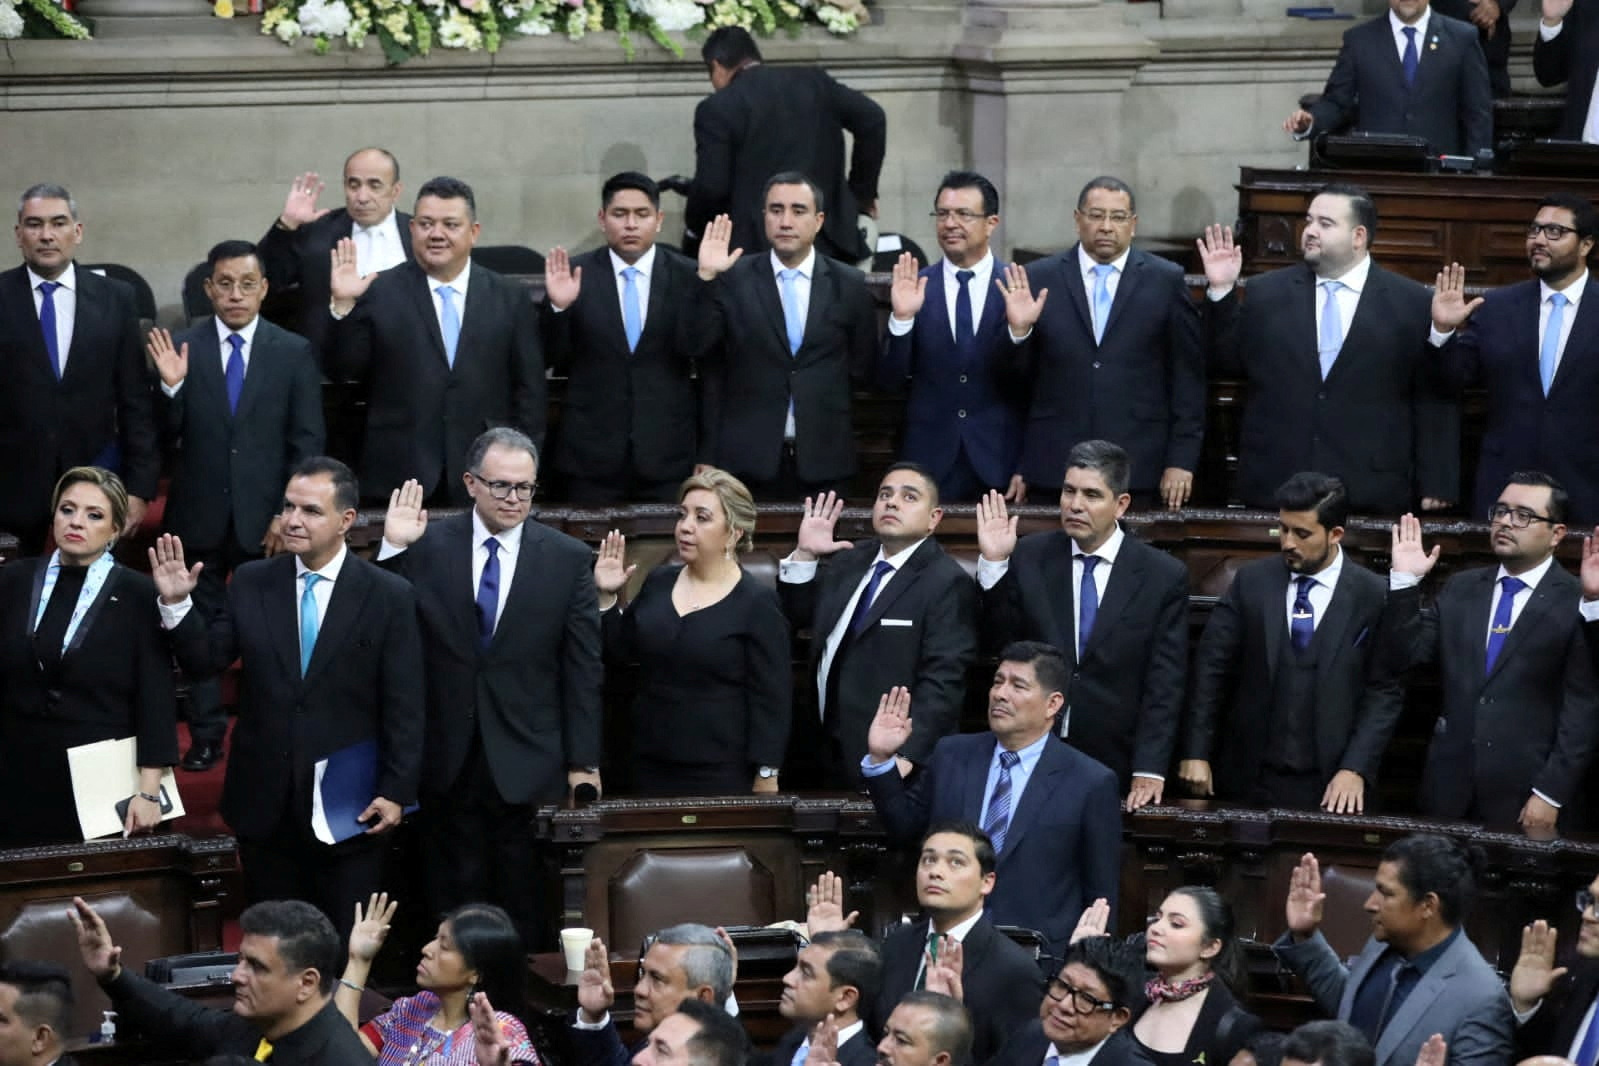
[468,472,534,501]
[930,209,987,224]
[1578,888,1597,916]
[1488,504,1556,529]
[1527,222,1578,241]
[1045,977,1118,1014]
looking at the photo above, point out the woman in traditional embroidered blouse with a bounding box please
[337,895,544,1066]
[1129,887,1260,1066]
[0,467,177,848]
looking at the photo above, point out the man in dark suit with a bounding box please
[151,457,424,934]
[72,896,369,1066]
[684,26,885,263]
[778,463,978,788]
[1384,474,1599,831]
[1429,193,1599,522]
[1509,871,1599,1062]
[987,936,1154,1066]
[763,932,880,1066]
[976,440,1188,807]
[863,642,1122,960]
[874,992,971,1066]
[0,183,159,554]
[377,427,602,947]
[1534,0,1599,142]
[571,924,735,1066]
[256,147,413,358]
[146,239,325,772]
[328,175,545,506]
[542,172,708,503]
[998,177,1204,507]
[0,960,74,1066]
[1200,184,1459,515]
[1180,472,1404,811]
[695,180,878,499]
[878,171,1024,503]
[1282,0,1493,155]
[1432,0,1516,98]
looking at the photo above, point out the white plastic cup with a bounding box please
[561,927,595,971]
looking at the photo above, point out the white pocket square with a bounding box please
[880,618,914,627]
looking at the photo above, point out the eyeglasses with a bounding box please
[1045,978,1118,1014]
[468,473,534,501]
[1487,504,1556,529]
[209,279,262,295]
[1578,888,1597,916]
[1527,222,1578,241]
[1079,210,1133,226]
[930,209,987,224]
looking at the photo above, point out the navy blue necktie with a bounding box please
[38,280,62,380]
[848,560,894,635]
[476,538,501,648]
[225,333,245,414]
[1572,997,1599,1066]
[1291,575,1317,652]
[982,749,1021,853]
[1485,575,1525,672]
[1401,26,1419,88]
[1078,555,1101,659]
[954,269,975,345]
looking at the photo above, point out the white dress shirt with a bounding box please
[1389,7,1432,62]
[1284,546,1345,633]
[430,258,471,347]
[157,544,348,664]
[910,909,986,988]
[1539,19,1599,143]
[885,252,995,340]
[161,314,260,398]
[470,510,522,632]
[1316,253,1372,346]
[1045,1036,1112,1066]
[353,210,406,277]
[28,261,76,373]
[1076,243,1130,311]
[771,247,816,439]
[610,244,656,334]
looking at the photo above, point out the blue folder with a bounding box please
[315,739,419,844]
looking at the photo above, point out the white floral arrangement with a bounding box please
[0,0,92,39]
[261,0,867,62]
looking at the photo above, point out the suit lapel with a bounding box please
[1101,250,1145,341]
[589,250,629,349]
[234,322,281,423]
[186,325,230,422]
[404,265,449,368]
[1313,564,1364,678]
[799,256,833,359]
[60,272,107,385]
[1374,942,1459,1065]
[490,521,547,653]
[1463,569,1497,688]
[1063,247,1094,340]
[1486,567,1568,683]
[264,555,304,684]
[1327,270,1387,387]
[1040,534,1077,660]
[445,518,481,657]
[974,260,1009,350]
[963,738,994,825]
[63,564,123,658]
[1083,532,1145,659]
[924,268,954,346]
[305,554,371,681]
[855,541,935,631]
[750,256,793,357]
[1001,738,1064,860]
[817,546,875,642]
[3,269,55,378]
[455,269,491,371]
[1547,277,1599,397]
[1290,266,1323,379]
[1261,562,1290,685]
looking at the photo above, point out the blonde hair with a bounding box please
[678,468,758,554]
[52,466,129,534]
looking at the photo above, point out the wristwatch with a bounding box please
[757,766,779,779]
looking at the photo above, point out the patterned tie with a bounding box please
[38,280,62,380]
[225,333,245,414]
[436,284,461,368]
[1401,26,1419,88]
[982,749,1021,854]
[1078,555,1101,659]
[1485,575,1525,673]
[914,930,940,990]
[1318,279,1346,379]
[779,268,805,355]
[1291,575,1317,652]
[954,268,975,345]
[299,572,322,677]
[621,266,643,352]
[476,538,500,648]
[1091,263,1114,344]
[848,560,895,636]
[1540,292,1568,396]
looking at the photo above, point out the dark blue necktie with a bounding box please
[1078,555,1101,659]
[1401,26,1419,88]
[954,268,975,345]
[1572,998,1599,1066]
[1291,575,1317,652]
[476,538,500,648]
[38,280,62,380]
[982,749,1021,853]
[1485,575,1525,672]
[225,333,245,414]
[848,559,894,636]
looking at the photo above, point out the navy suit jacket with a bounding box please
[866,731,1122,960]
[1436,275,1599,524]
[877,261,1023,490]
[1533,0,1599,141]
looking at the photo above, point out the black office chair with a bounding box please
[472,244,546,276]
[868,235,930,273]
[83,262,158,326]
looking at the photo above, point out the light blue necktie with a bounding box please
[436,284,461,368]
[1091,263,1114,344]
[1078,555,1101,659]
[38,280,62,380]
[225,333,245,414]
[779,268,804,355]
[1401,26,1419,88]
[621,266,643,352]
[1317,279,1346,379]
[299,572,322,676]
[982,749,1020,854]
[1540,292,1568,396]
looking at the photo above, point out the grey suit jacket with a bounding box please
[1273,929,1513,1066]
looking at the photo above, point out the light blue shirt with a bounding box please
[860,728,1051,817]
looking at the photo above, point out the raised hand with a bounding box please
[1509,919,1568,1012]
[1431,263,1485,334]
[329,237,377,312]
[576,936,614,1021]
[1390,513,1441,579]
[148,533,203,605]
[804,1015,841,1066]
[996,263,1047,335]
[1583,530,1599,602]
[1414,1035,1447,1066]
[1285,852,1326,936]
[383,480,429,549]
[471,991,512,1066]
[889,251,927,321]
[866,686,913,763]
[279,172,330,230]
[348,892,398,964]
[976,489,1018,562]
[545,245,583,311]
[1070,898,1110,944]
[1283,109,1314,135]
[69,896,123,981]
[1197,223,1244,293]
[805,870,859,934]
[923,938,964,1000]
[1541,0,1573,22]
[697,213,744,280]
[1177,759,1214,797]
[593,530,636,596]
[1321,770,1366,814]
[145,327,189,388]
[795,492,854,560]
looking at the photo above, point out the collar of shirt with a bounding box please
[214,314,260,350]
[295,542,349,585]
[1496,552,1556,592]
[1049,1036,1113,1066]
[800,1020,866,1057]
[610,244,657,280]
[1400,926,1460,972]
[1322,254,1373,296]
[875,537,928,571]
[1073,524,1125,566]
[1390,7,1431,48]
[1542,269,1589,310]
[1076,244,1130,281]
[943,251,994,288]
[1298,543,1345,591]
[932,909,986,944]
[471,507,523,563]
[770,247,817,280]
[27,260,76,294]
[994,728,1050,780]
[352,209,401,242]
[430,257,472,297]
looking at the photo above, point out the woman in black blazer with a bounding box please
[593,468,791,796]
[0,467,178,848]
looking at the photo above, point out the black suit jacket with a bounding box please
[1533,0,1599,141]
[700,253,877,485]
[0,264,159,530]
[988,1021,1155,1066]
[256,207,415,357]
[1208,261,1459,514]
[168,551,425,840]
[1307,11,1494,155]
[159,317,325,553]
[779,538,978,769]
[380,513,602,806]
[1516,959,1599,1059]
[867,732,1122,960]
[327,260,545,502]
[982,529,1188,788]
[871,918,1044,1065]
[764,1024,878,1066]
[1380,563,1599,825]
[685,64,886,262]
[1184,553,1404,797]
[540,245,710,483]
[1435,276,1599,524]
